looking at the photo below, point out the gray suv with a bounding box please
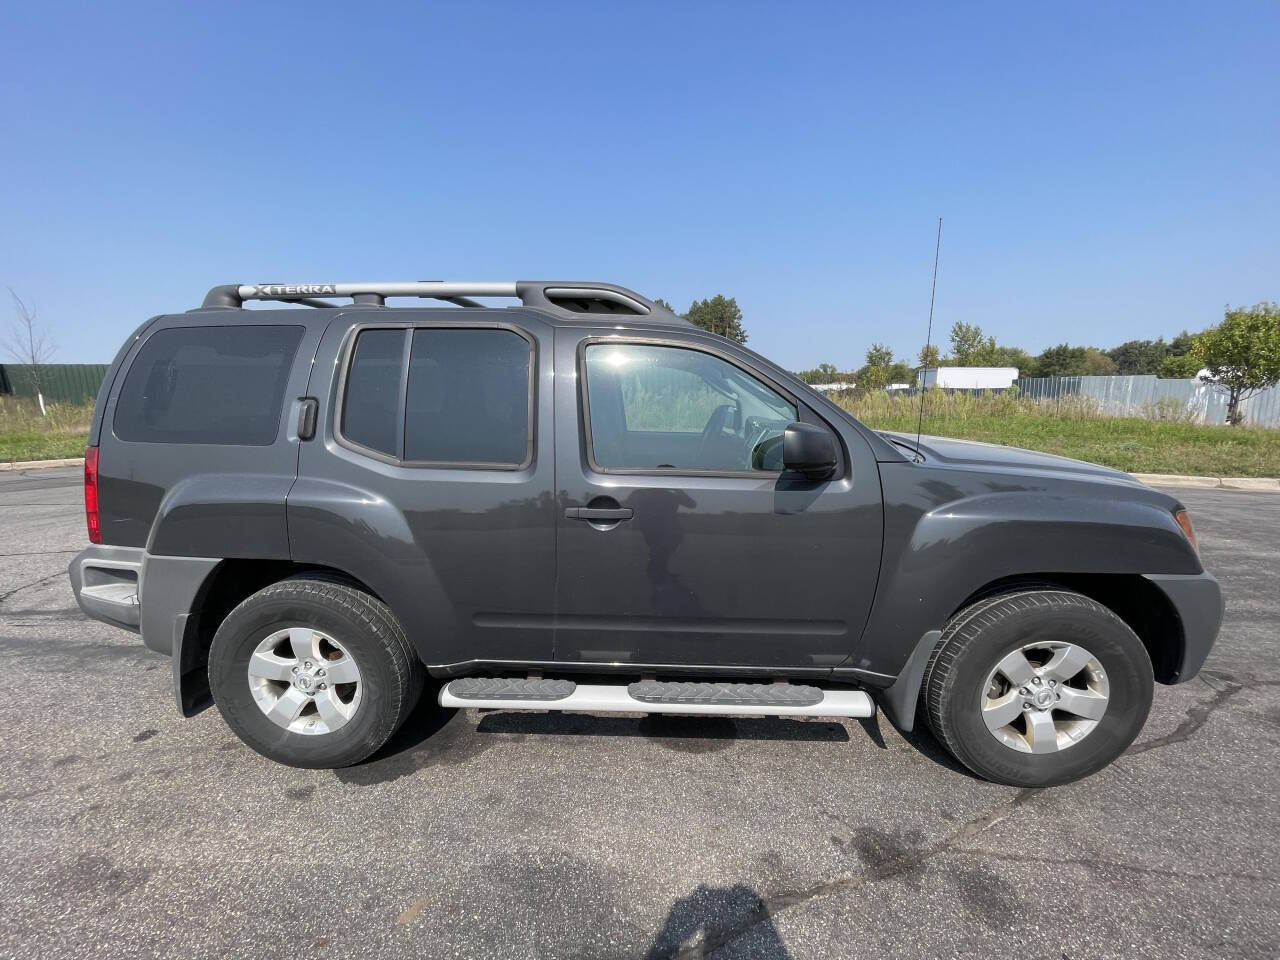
[68,280,1223,786]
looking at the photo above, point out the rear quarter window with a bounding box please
[113,325,304,445]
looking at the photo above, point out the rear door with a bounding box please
[290,311,557,668]
[552,330,883,672]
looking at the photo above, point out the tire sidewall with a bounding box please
[941,599,1154,786]
[210,590,403,768]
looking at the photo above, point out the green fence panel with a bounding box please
[0,364,109,405]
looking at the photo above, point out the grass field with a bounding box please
[0,398,93,462]
[838,391,1280,477]
[3,392,1279,477]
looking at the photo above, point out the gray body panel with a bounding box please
[852,443,1201,681]
[70,286,1223,724]
[551,324,883,670]
[288,309,559,667]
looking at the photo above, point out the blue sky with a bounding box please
[2,1,1276,370]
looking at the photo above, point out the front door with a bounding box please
[553,331,883,672]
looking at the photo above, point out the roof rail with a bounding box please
[199,280,687,324]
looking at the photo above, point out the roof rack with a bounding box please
[199,280,687,323]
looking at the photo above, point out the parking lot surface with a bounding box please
[1,466,1277,959]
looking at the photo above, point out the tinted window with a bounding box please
[114,325,303,445]
[404,329,531,464]
[584,343,797,472]
[341,329,405,457]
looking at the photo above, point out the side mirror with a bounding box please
[782,422,837,480]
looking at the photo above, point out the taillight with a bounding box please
[1174,508,1197,554]
[84,446,101,544]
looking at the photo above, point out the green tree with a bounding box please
[987,345,1034,373]
[1080,347,1117,375]
[1031,344,1116,377]
[796,362,841,384]
[856,342,896,391]
[918,343,940,369]
[885,361,915,386]
[685,295,748,344]
[1158,331,1199,377]
[1189,302,1280,424]
[1107,338,1168,375]
[864,342,894,368]
[948,321,996,365]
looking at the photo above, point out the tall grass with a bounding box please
[0,397,94,462]
[833,389,1280,477]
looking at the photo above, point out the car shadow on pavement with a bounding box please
[474,710,852,746]
[896,720,983,779]
[644,883,790,959]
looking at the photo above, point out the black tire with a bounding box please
[208,578,423,768]
[921,590,1153,787]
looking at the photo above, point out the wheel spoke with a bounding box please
[247,651,295,683]
[1023,710,1059,753]
[288,627,318,664]
[982,692,1024,731]
[323,656,360,685]
[267,686,310,726]
[1042,644,1093,684]
[1056,685,1108,721]
[994,649,1036,687]
[313,688,352,728]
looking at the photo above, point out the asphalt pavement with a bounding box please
[0,467,1276,959]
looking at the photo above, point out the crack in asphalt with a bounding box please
[0,572,64,606]
[668,670,1277,960]
[1128,670,1279,757]
[661,791,1038,959]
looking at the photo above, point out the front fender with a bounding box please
[850,466,1200,683]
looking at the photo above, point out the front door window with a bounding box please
[583,343,796,473]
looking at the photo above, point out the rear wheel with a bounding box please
[208,579,423,768]
[922,590,1153,786]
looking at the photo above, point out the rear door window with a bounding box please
[404,329,531,465]
[113,325,304,445]
[338,326,533,467]
[340,328,406,457]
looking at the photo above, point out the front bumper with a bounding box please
[1143,571,1225,683]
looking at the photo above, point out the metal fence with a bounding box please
[1015,375,1280,428]
[0,364,109,405]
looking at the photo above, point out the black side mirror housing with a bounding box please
[782,422,837,480]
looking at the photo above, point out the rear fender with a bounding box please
[146,473,294,559]
[286,476,456,664]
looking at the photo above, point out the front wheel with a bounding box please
[922,590,1154,787]
[208,578,423,768]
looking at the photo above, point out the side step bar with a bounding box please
[440,678,875,719]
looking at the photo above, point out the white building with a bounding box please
[918,367,1019,390]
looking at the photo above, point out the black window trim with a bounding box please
[333,320,537,471]
[576,335,846,480]
[109,321,306,447]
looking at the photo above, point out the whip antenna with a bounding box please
[914,217,943,462]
